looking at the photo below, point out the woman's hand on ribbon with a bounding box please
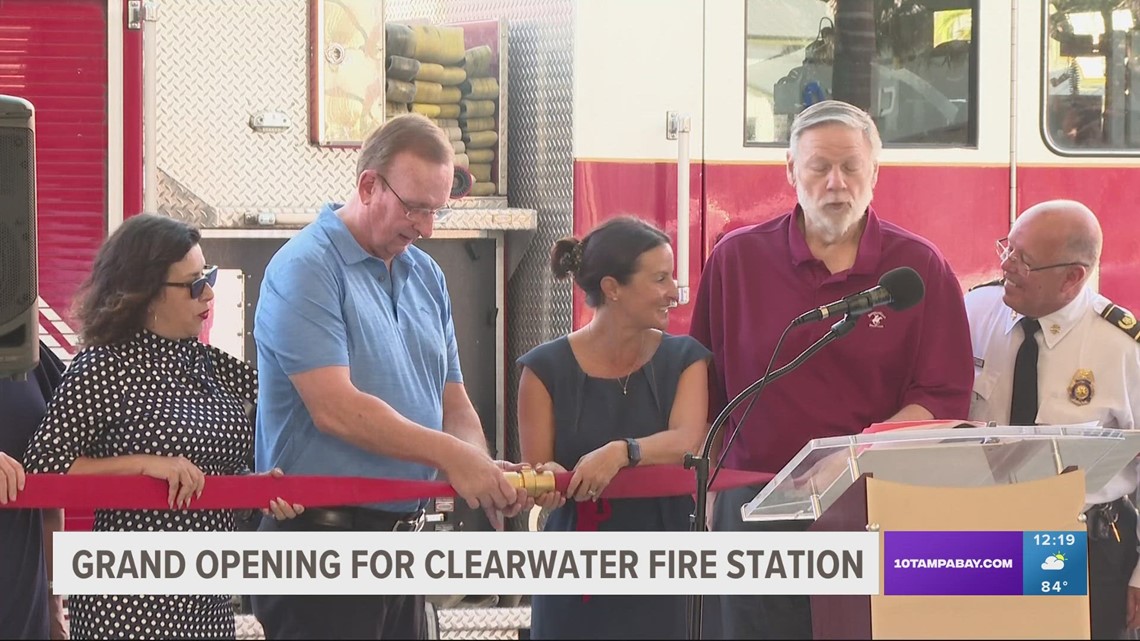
[260,467,305,520]
[139,455,205,509]
[0,452,26,505]
[566,441,627,502]
[533,461,567,510]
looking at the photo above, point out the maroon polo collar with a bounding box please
[787,205,884,277]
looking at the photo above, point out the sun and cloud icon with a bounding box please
[1041,553,1067,570]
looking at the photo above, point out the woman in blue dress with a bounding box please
[518,216,711,639]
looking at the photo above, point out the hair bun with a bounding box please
[564,241,584,273]
[550,237,584,279]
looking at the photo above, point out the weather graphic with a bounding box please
[1024,532,1086,595]
[1041,553,1066,571]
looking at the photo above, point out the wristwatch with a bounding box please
[624,438,641,467]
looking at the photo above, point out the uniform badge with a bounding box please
[1068,369,1094,406]
[1050,323,1061,335]
[1122,312,1137,330]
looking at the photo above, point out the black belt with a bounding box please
[299,506,426,532]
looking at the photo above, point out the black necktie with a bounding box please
[1009,317,1041,425]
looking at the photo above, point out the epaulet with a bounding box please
[1099,302,1140,342]
[969,278,1004,292]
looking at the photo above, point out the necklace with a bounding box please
[617,372,633,395]
[582,322,648,397]
[614,331,647,396]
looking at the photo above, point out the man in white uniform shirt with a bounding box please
[965,199,1140,639]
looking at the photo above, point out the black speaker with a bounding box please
[0,95,38,379]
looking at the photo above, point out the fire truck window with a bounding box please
[1044,3,1140,153]
[745,0,977,147]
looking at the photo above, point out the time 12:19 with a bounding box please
[1034,533,1077,546]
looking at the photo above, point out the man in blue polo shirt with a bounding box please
[251,113,528,639]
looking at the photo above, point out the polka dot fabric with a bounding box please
[24,330,257,639]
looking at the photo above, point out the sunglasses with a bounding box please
[165,265,218,300]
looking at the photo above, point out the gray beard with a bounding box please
[805,206,863,245]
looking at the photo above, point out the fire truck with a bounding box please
[3,0,1138,637]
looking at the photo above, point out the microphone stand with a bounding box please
[684,315,859,641]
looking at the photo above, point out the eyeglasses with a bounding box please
[378,174,452,223]
[165,265,218,300]
[995,238,1089,276]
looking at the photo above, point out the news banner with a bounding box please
[10,468,1088,597]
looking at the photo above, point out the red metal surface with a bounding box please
[575,159,1139,328]
[0,0,109,534]
[123,0,144,218]
[572,160,704,334]
[703,162,1013,290]
[1017,165,1140,314]
[0,0,108,347]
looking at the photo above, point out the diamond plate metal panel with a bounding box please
[387,0,576,471]
[235,614,263,640]
[155,0,358,228]
[436,208,535,231]
[437,606,531,631]
[158,169,216,227]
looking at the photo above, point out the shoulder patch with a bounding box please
[1100,303,1140,341]
[969,278,1004,292]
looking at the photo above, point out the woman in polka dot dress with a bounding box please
[24,214,302,639]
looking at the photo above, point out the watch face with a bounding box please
[627,438,641,466]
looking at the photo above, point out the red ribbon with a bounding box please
[4,465,773,510]
[575,499,614,603]
[574,499,613,532]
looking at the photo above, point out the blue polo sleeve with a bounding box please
[435,262,464,384]
[256,250,350,376]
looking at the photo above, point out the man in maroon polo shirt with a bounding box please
[690,100,973,639]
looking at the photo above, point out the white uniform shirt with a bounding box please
[965,283,1140,583]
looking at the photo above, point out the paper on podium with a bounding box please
[862,419,988,434]
[741,423,1138,522]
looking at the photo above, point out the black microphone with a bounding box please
[791,266,925,326]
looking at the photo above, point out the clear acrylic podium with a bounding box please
[741,425,1140,640]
